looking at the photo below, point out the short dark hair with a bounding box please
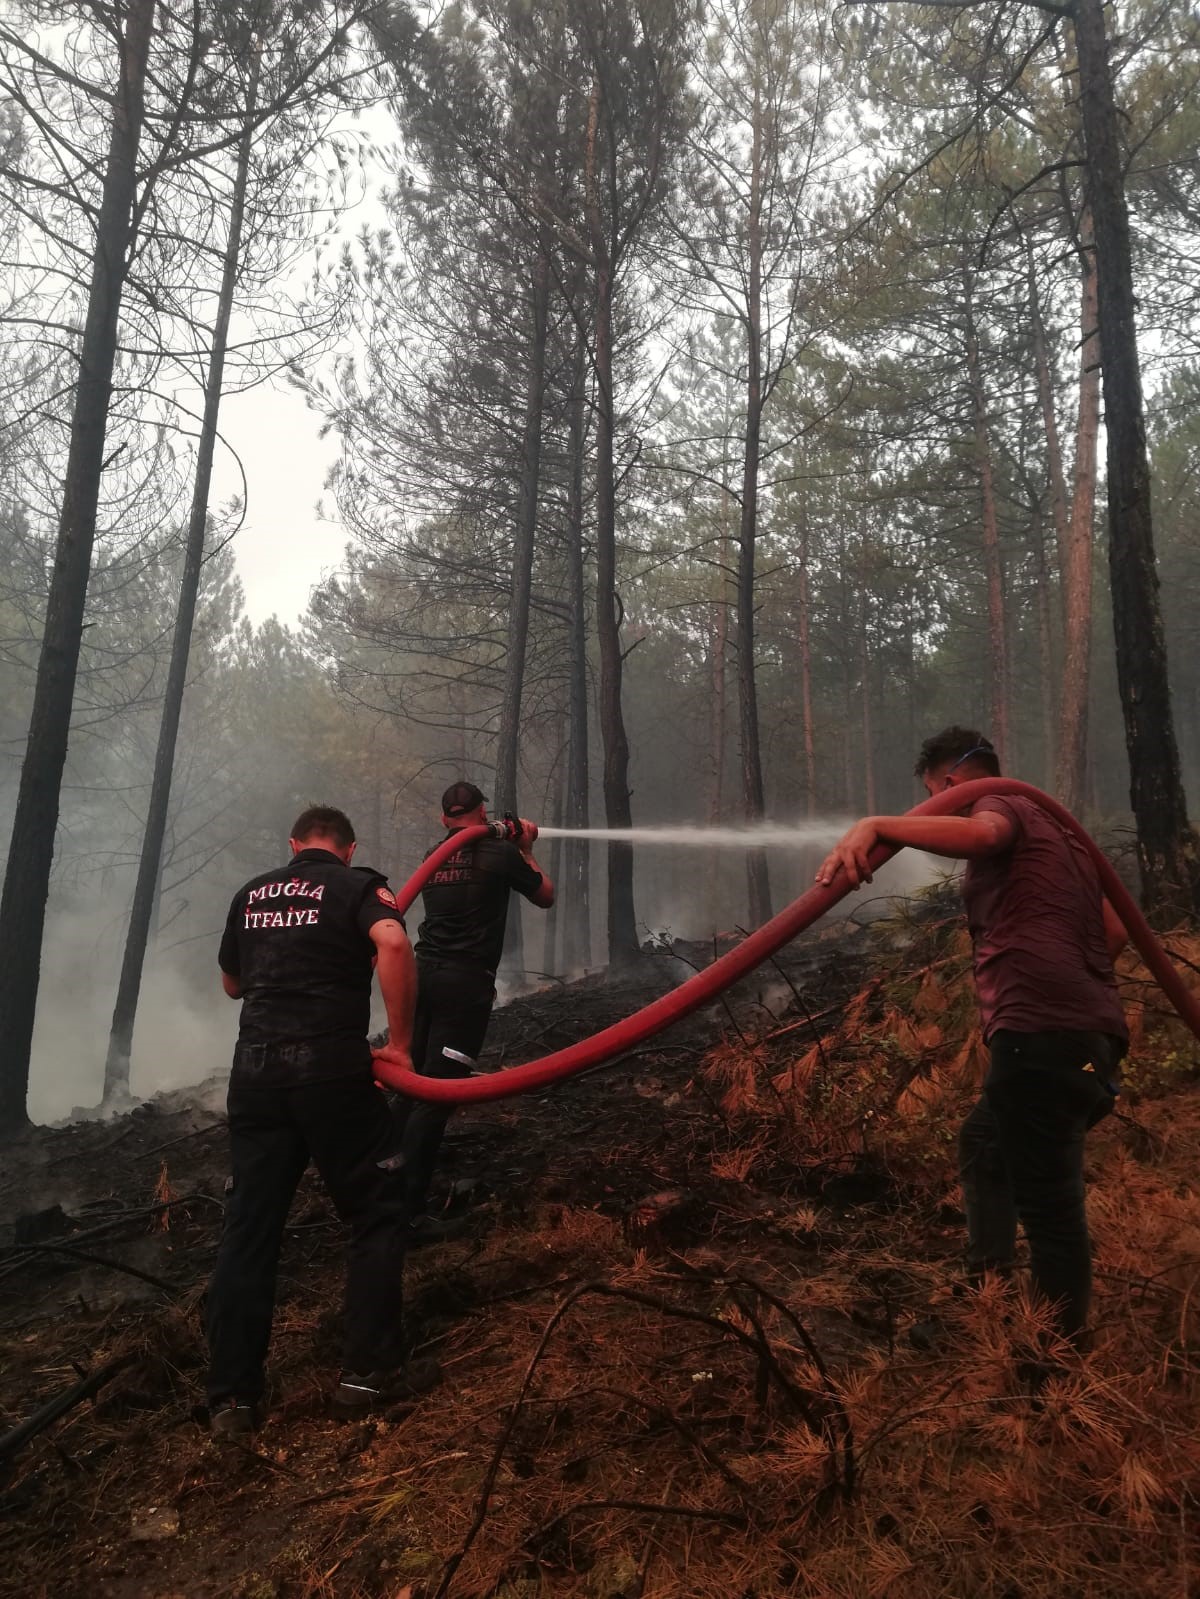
[290,805,356,849]
[914,727,1000,779]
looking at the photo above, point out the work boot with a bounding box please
[405,1212,471,1248]
[332,1358,443,1418]
[209,1399,260,1442]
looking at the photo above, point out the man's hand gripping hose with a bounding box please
[374,780,1200,1104]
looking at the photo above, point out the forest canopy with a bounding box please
[1,0,1199,1129]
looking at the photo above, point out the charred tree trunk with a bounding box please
[963,274,1010,763]
[1056,208,1099,816]
[0,0,156,1139]
[562,325,592,973]
[102,39,259,1104]
[1072,0,1200,918]
[738,82,772,927]
[584,84,637,966]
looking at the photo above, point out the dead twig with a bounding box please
[0,1242,175,1294]
[0,1353,136,1468]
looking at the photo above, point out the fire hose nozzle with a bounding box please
[486,814,538,845]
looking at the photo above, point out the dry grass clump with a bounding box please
[302,1194,1200,1599]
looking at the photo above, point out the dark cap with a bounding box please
[441,780,488,818]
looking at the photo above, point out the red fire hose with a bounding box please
[377,779,1200,1104]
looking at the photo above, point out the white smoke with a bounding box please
[27,905,236,1123]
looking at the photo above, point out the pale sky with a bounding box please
[213,378,348,628]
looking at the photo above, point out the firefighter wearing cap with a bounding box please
[204,805,438,1440]
[397,781,554,1241]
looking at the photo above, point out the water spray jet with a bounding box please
[379,781,1200,1104]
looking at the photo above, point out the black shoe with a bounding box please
[332,1358,443,1418]
[405,1213,471,1248]
[209,1398,260,1442]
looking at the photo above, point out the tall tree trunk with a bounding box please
[860,588,876,813]
[1030,491,1057,788]
[103,39,260,1104]
[495,236,551,982]
[1055,207,1100,815]
[1026,232,1064,784]
[584,83,637,966]
[709,486,730,829]
[1072,0,1200,918]
[541,756,564,977]
[495,237,551,817]
[796,485,817,817]
[562,324,591,972]
[738,80,772,926]
[0,0,157,1139]
[1027,236,1071,580]
[963,273,1009,763]
[839,525,854,808]
[707,484,730,929]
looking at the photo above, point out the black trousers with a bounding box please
[398,958,496,1214]
[205,1072,408,1405]
[958,1029,1123,1344]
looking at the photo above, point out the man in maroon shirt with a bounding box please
[816,726,1128,1346]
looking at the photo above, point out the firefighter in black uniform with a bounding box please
[396,781,554,1241]
[205,805,438,1441]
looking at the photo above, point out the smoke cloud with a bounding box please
[28,904,236,1123]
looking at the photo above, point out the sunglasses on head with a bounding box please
[941,745,993,789]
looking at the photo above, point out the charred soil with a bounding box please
[2,897,1199,1599]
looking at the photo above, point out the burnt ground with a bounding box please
[1,903,1199,1599]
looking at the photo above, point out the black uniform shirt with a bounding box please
[218,848,405,1084]
[415,835,542,975]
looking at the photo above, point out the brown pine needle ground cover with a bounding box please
[1,897,1199,1599]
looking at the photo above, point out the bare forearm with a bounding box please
[818,808,1014,888]
[869,815,1005,859]
[523,851,555,907]
[375,939,417,1048]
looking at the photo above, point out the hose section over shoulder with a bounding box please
[381,781,1200,1104]
[392,824,493,914]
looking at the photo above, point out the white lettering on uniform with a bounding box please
[244,904,320,930]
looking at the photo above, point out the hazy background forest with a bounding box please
[1,0,1198,1126]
